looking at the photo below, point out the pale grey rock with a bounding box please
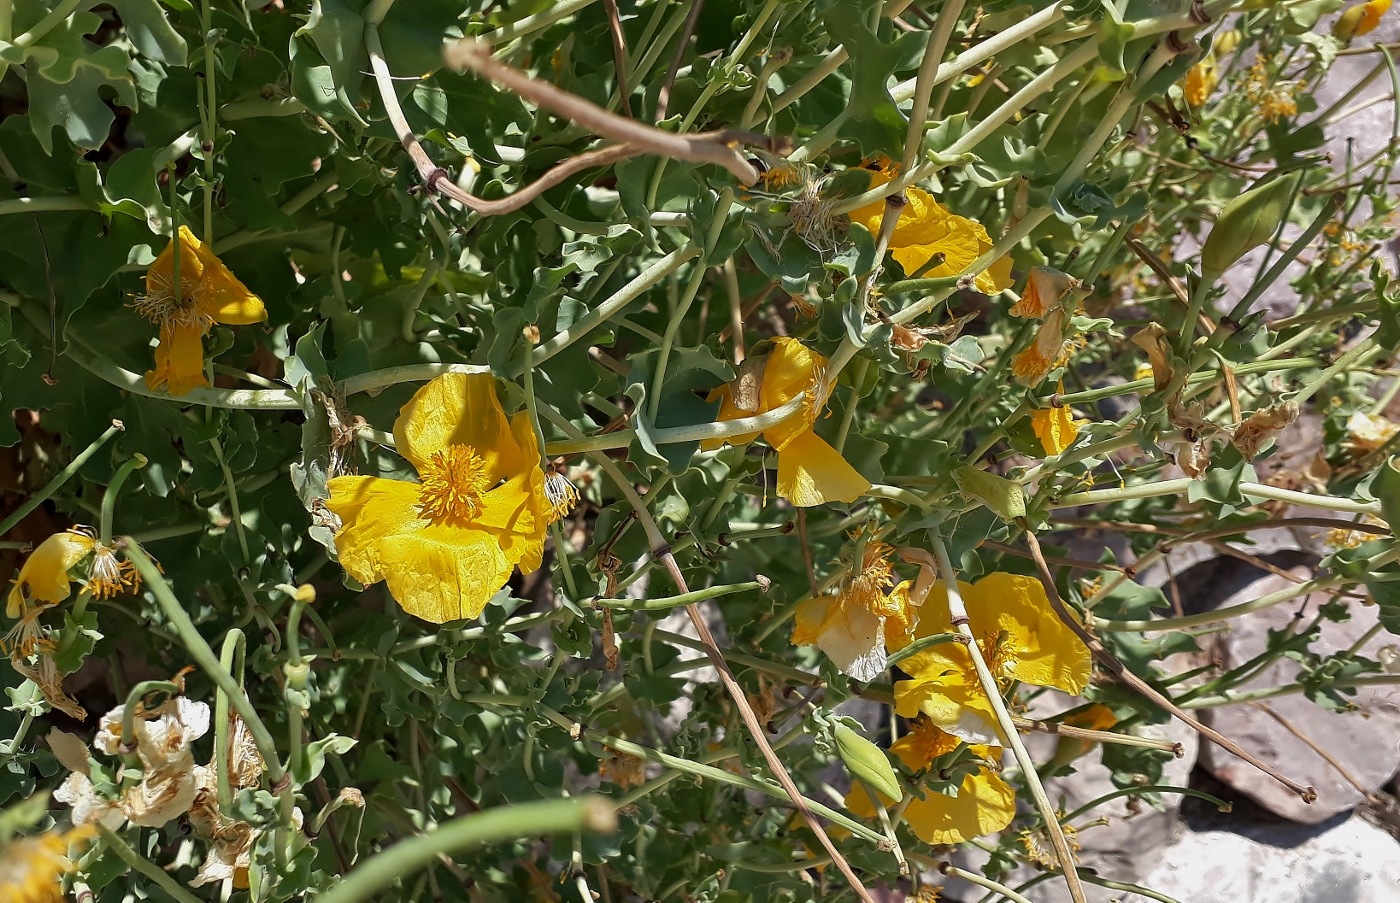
[1199,571,1400,824]
[1140,815,1400,903]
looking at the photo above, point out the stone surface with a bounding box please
[1199,571,1400,824]
[1141,814,1400,903]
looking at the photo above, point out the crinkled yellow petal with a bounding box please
[893,662,1002,746]
[972,572,1091,695]
[473,464,549,576]
[325,475,514,623]
[393,372,529,477]
[1031,406,1080,456]
[975,252,1015,295]
[903,769,1016,845]
[189,238,266,326]
[776,429,870,508]
[7,531,95,617]
[888,720,964,772]
[793,596,887,682]
[702,384,762,451]
[144,320,209,395]
[146,225,209,300]
[759,337,824,451]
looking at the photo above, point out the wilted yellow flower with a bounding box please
[845,720,1015,845]
[1344,411,1399,457]
[1010,267,1073,319]
[891,572,1091,744]
[326,372,551,624]
[0,824,93,903]
[1011,307,1070,387]
[850,168,1013,294]
[705,337,870,507]
[188,716,269,888]
[1335,0,1392,40]
[1022,820,1081,869]
[1183,57,1218,107]
[131,225,267,395]
[1031,406,1080,456]
[792,541,915,681]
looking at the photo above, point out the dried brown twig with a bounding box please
[1020,525,1318,804]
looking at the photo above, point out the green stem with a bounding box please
[0,197,93,217]
[1051,478,1383,517]
[119,680,183,756]
[316,798,611,903]
[215,629,245,813]
[95,825,206,903]
[207,438,250,564]
[99,454,147,546]
[1062,784,1230,824]
[0,421,122,539]
[121,544,287,789]
[596,580,765,611]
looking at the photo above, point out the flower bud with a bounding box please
[1334,0,1392,41]
[1212,28,1242,56]
[1200,171,1301,285]
[834,724,902,803]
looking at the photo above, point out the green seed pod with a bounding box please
[1200,172,1301,285]
[834,724,902,803]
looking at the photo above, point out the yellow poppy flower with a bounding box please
[6,531,94,618]
[1335,0,1392,39]
[705,337,870,507]
[792,541,914,681]
[1031,406,1079,456]
[1183,57,1218,107]
[1047,703,1118,773]
[0,825,93,903]
[850,169,1013,294]
[131,225,267,395]
[325,372,551,624]
[846,720,1015,845]
[891,572,1091,743]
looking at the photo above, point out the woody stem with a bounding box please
[928,532,1088,903]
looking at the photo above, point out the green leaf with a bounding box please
[296,734,358,785]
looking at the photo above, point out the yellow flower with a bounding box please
[1031,406,1080,456]
[1335,0,1392,39]
[891,572,1091,744]
[131,226,267,395]
[1011,307,1070,387]
[705,337,870,507]
[1183,57,1218,107]
[850,169,1013,294]
[0,825,93,903]
[1343,411,1399,457]
[1046,703,1118,773]
[792,541,914,681]
[326,372,550,624]
[845,721,1015,845]
[1009,267,1073,319]
[1244,58,1299,123]
[6,531,93,618]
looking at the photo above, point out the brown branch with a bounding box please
[602,0,633,118]
[1250,702,1377,801]
[444,39,769,184]
[366,29,641,216]
[1020,525,1318,803]
[1124,236,1216,334]
[656,0,705,120]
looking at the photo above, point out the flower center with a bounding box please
[416,445,492,527]
[544,469,579,524]
[980,629,1016,681]
[86,546,140,600]
[131,266,211,330]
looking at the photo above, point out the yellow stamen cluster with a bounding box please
[841,541,896,613]
[1021,820,1081,869]
[1245,58,1299,123]
[85,545,140,600]
[544,469,579,524]
[415,445,491,527]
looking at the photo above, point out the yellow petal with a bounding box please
[969,572,1091,695]
[145,225,209,302]
[759,337,824,451]
[796,597,888,682]
[888,720,963,772]
[1183,59,1218,106]
[1031,406,1080,456]
[144,320,209,395]
[904,769,1016,845]
[975,253,1015,294]
[393,372,529,478]
[326,475,514,623]
[702,384,762,451]
[893,663,1002,746]
[792,596,837,647]
[776,430,870,507]
[7,531,95,617]
[472,464,549,576]
[190,238,266,325]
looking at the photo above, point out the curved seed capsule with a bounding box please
[834,724,902,803]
